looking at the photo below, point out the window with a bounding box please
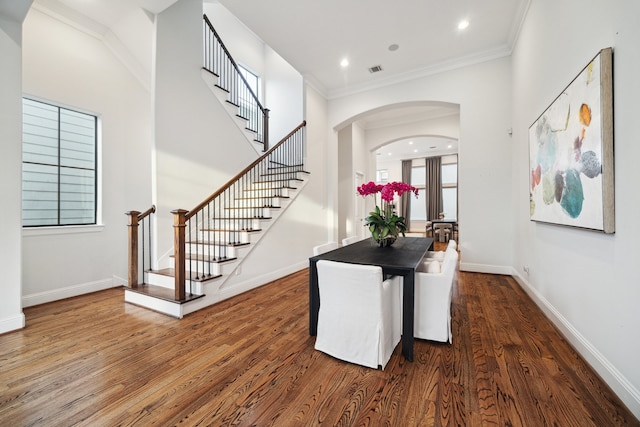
[376,169,389,183]
[22,98,98,227]
[410,166,426,220]
[238,64,260,132]
[409,158,458,221]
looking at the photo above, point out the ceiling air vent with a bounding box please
[368,65,383,73]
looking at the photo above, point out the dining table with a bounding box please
[308,236,434,362]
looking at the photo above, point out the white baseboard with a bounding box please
[219,261,308,300]
[459,261,513,275]
[512,271,640,419]
[0,312,26,334]
[22,277,122,308]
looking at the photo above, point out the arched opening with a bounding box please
[335,101,460,241]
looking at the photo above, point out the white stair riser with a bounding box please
[169,257,224,276]
[244,188,292,198]
[233,198,282,208]
[198,230,250,244]
[205,218,263,230]
[250,181,298,190]
[145,272,205,295]
[186,242,237,258]
[224,207,272,217]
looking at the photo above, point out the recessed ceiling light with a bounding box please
[408,141,413,145]
[448,144,453,148]
[413,149,418,153]
[340,58,349,68]
[387,152,392,156]
[388,44,399,52]
[458,20,469,30]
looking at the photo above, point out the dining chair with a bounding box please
[434,223,452,243]
[312,241,339,256]
[414,249,458,343]
[314,260,402,369]
[341,235,360,246]
[425,221,433,237]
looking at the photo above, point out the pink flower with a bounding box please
[356,181,384,196]
[356,181,418,202]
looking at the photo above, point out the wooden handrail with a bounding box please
[137,205,156,221]
[203,15,266,116]
[203,14,269,151]
[185,120,306,220]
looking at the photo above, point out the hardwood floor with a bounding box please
[1,263,637,425]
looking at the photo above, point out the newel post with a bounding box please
[172,209,188,301]
[126,210,141,288]
[263,108,270,151]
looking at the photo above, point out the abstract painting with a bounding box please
[529,47,614,233]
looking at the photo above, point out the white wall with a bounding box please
[153,0,258,264]
[365,112,460,152]
[512,0,640,416]
[0,10,27,333]
[20,7,153,305]
[328,57,514,273]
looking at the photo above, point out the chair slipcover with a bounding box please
[414,249,459,343]
[341,235,360,246]
[315,260,401,369]
[312,241,339,256]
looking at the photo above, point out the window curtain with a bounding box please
[400,160,412,226]
[425,156,442,221]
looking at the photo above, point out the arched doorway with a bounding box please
[335,101,460,241]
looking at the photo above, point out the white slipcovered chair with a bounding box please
[341,235,360,246]
[414,248,459,343]
[315,260,402,369]
[312,241,339,256]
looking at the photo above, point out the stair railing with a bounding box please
[126,205,156,288]
[172,121,306,301]
[203,14,270,151]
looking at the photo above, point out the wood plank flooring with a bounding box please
[1,262,638,426]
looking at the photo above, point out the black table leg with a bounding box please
[402,271,414,361]
[309,260,319,336]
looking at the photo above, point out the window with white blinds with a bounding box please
[22,98,97,227]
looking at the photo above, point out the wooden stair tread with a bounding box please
[126,283,205,304]
[210,216,272,220]
[235,196,289,200]
[253,178,303,183]
[149,268,222,283]
[244,187,296,191]
[186,240,251,247]
[200,228,262,233]
[169,254,237,263]
[224,206,281,210]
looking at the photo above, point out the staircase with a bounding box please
[125,124,308,317]
[124,15,307,318]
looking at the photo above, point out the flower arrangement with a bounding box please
[357,181,419,247]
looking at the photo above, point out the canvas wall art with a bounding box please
[529,47,614,233]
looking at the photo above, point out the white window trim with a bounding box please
[21,94,103,230]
